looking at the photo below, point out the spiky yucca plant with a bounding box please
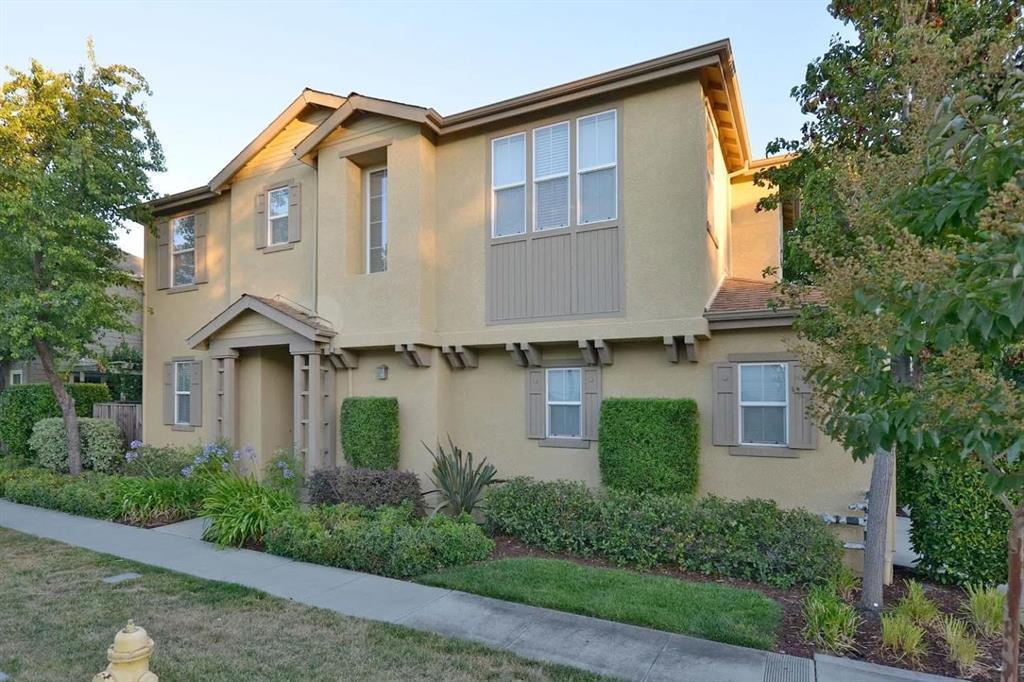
[423,437,499,517]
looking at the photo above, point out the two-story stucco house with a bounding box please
[143,40,873,537]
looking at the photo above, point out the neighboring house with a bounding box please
[3,252,144,391]
[143,40,873,551]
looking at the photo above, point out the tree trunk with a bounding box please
[33,339,81,476]
[1000,505,1024,682]
[861,446,895,612]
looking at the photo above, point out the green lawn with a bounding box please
[0,529,603,682]
[418,557,782,650]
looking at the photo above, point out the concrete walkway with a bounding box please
[0,501,957,682]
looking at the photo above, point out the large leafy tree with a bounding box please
[759,2,1022,678]
[0,42,163,474]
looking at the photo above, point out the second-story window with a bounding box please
[366,167,388,273]
[268,186,290,246]
[533,122,570,230]
[491,132,526,237]
[171,214,196,287]
[577,110,617,224]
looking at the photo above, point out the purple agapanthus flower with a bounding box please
[221,462,231,472]
[125,451,138,462]
[182,465,194,478]
[129,440,143,450]
[232,450,241,461]
[283,468,294,479]
[241,445,256,460]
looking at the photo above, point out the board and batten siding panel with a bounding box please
[488,240,529,321]
[576,226,621,314]
[528,233,573,318]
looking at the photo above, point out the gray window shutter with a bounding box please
[189,360,203,427]
[162,362,174,425]
[194,211,208,284]
[288,181,302,243]
[526,368,545,439]
[712,362,739,446]
[156,220,170,290]
[788,362,818,449]
[582,366,601,441]
[255,191,267,249]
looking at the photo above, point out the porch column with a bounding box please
[292,351,323,476]
[212,351,238,445]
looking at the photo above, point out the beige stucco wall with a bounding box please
[729,177,782,281]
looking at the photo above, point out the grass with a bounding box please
[0,529,603,682]
[417,557,781,650]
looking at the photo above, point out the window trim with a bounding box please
[171,214,196,287]
[266,185,290,247]
[532,120,571,232]
[173,360,192,427]
[490,131,527,238]
[738,362,789,447]
[364,165,388,274]
[545,367,583,440]
[576,109,618,226]
[9,369,23,386]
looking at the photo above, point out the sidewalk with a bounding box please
[0,500,956,682]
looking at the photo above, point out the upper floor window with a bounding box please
[268,186,290,246]
[738,363,788,446]
[366,167,388,273]
[171,214,196,287]
[546,367,582,439]
[577,110,617,224]
[533,122,570,231]
[9,369,23,386]
[491,132,526,237]
[174,360,192,426]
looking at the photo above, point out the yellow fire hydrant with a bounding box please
[91,620,158,682]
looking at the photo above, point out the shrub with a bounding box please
[123,442,199,478]
[0,383,111,461]
[891,580,939,626]
[183,441,254,480]
[940,616,979,677]
[340,397,399,469]
[265,502,494,578]
[963,584,1003,638]
[2,467,122,519]
[309,466,424,514]
[830,565,860,603]
[424,438,498,516]
[118,476,208,525]
[201,475,294,547]
[29,417,124,473]
[263,448,304,499]
[880,612,927,662]
[802,584,860,653]
[598,398,699,495]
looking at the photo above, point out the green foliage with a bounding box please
[802,584,860,654]
[597,398,699,495]
[485,478,841,587]
[830,565,861,603]
[339,397,399,470]
[201,475,294,547]
[265,502,493,578]
[2,467,122,519]
[940,616,980,677]
[28,416,123,473]
[117,476,207,526]
[881,612,928,662]
[964,584,1004,638]
[0,383,110,461]
[123,442,199,478]
[424,437,498,516]
[98,342,142,402]
[262,448,304,499]
[308,467,423,514]
[892,580,940,626]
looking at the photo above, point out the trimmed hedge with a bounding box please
[1,468,123,519]
[265,502,494,578]
[598,398,700,495]
[904,458,1008,586]
[486,477,842,588]
[0,383,111,461]
[309,467,423,514]
[340,397,399,469]
[29,417,124,473]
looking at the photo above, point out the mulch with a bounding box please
[489,536,1007,681]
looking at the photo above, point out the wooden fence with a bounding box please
[93,402,142,445]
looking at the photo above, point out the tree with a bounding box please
[0,42,163,474]
[758,3,1022,677]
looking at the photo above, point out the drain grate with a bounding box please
[764,652,814,682]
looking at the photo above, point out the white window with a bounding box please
[491,132,526,237]
[739,363,788,446]
[267,186,290,246]
[546,368,582,439]
[533,121,570,231]
[577,110,617,224]
[365,167,388,273]
[171,214,196,287]
[9,369,23,386]
[174,361,192,426]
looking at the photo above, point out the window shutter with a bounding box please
[156,220,170,290]
[526,368,545,439]
[711,362,739,446]
[255,192,267,249]
[788,362,818,449]
[189,360,203,427]
[162,362,174,425]
[194,211,209,284]
[582,366,601,441]
[288,181,301,243]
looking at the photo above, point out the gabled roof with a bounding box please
[187,294,335,349]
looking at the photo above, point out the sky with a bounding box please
[0,0,855,257]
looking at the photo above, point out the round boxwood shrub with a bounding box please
[340,397,399,470]
[0,383,111,461]
[29,417,124,473]
[598,398,700,495]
